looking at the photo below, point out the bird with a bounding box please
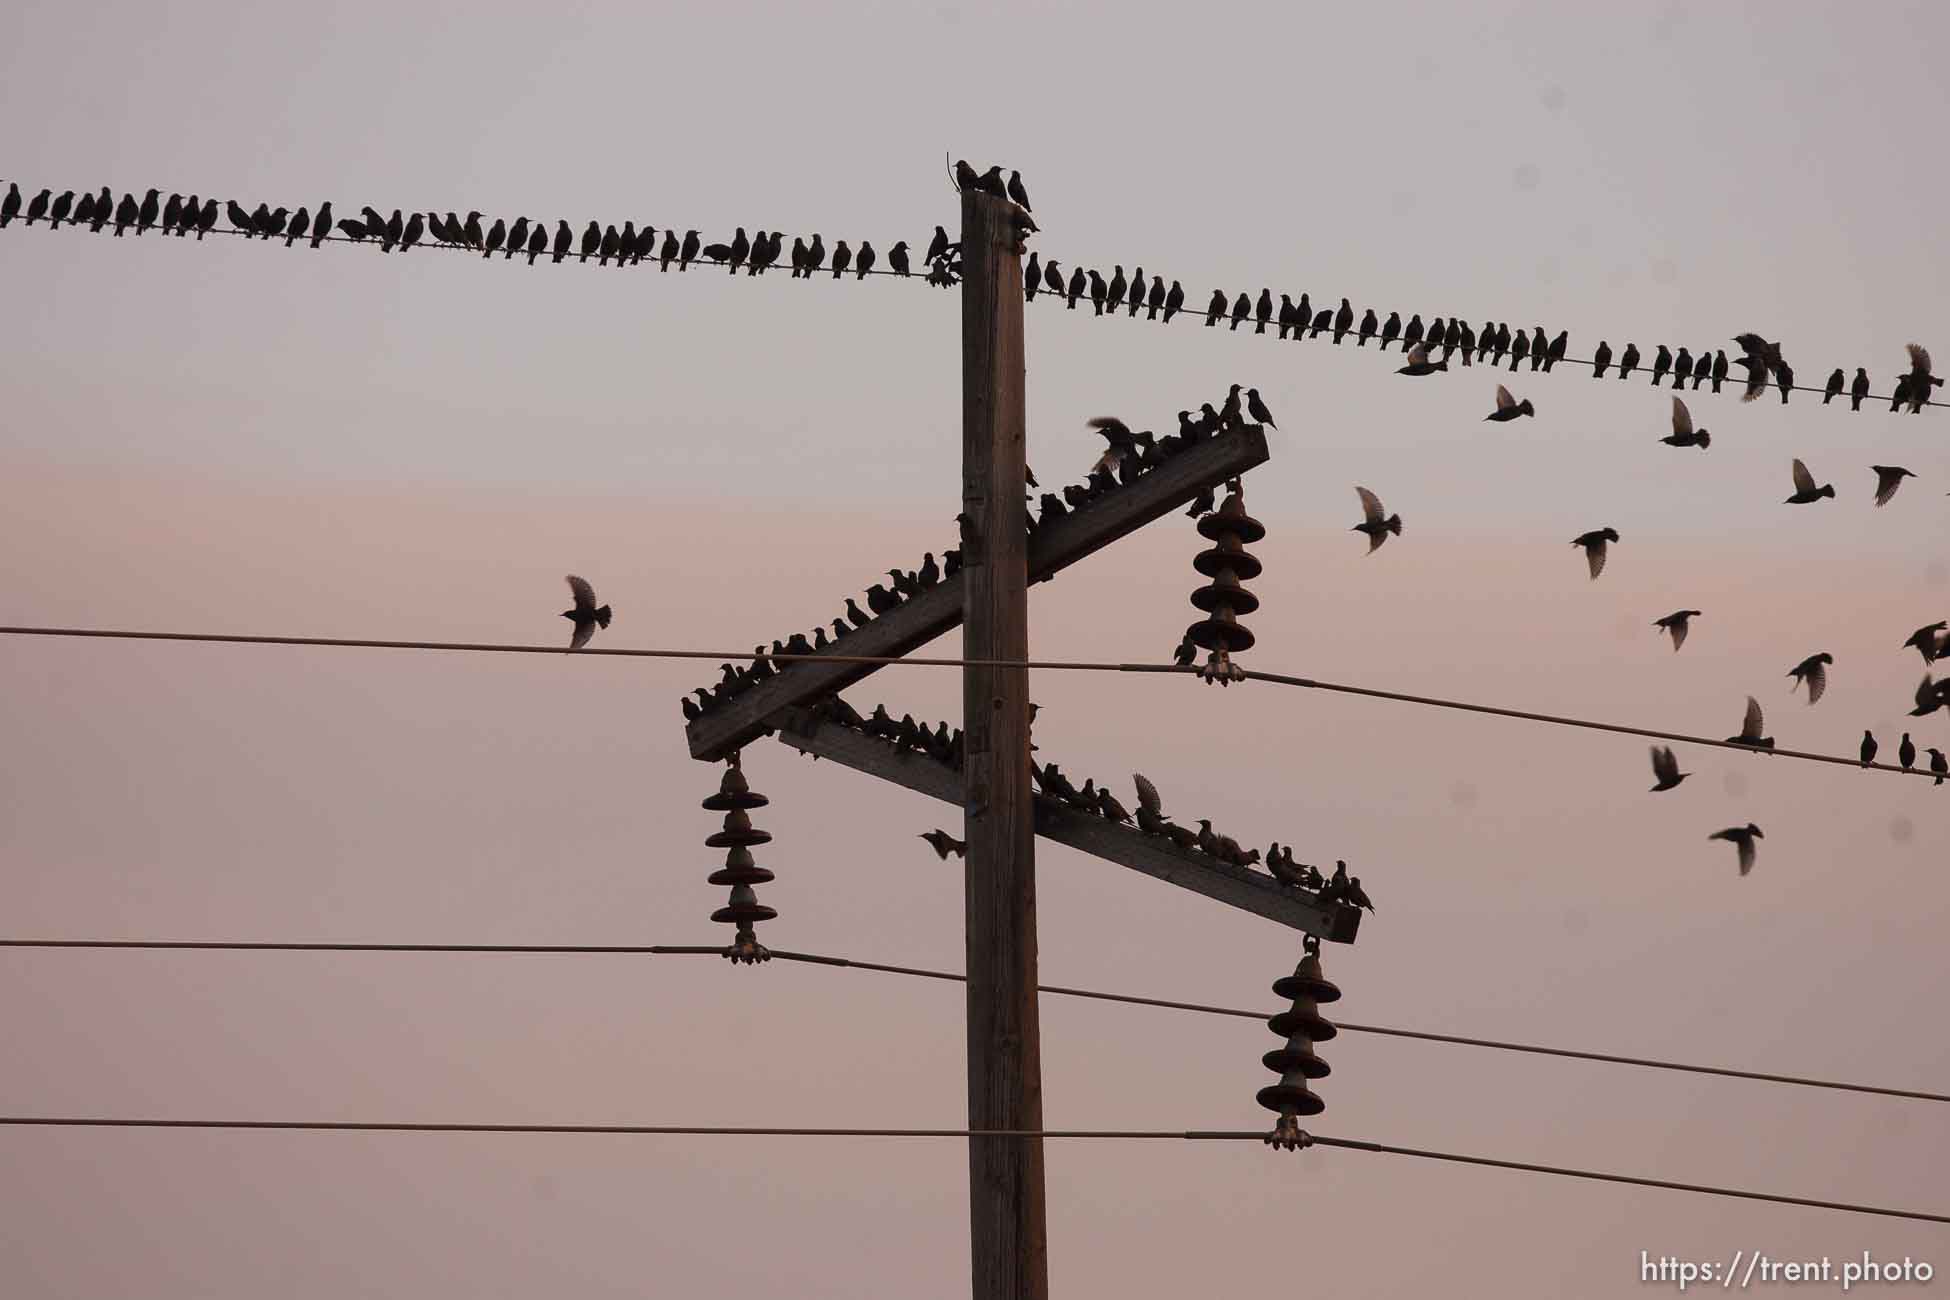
[1543,331,1567,371]
[1219,385,1244,429]
[504,216,529,260]
[1850,368,1870,411]
[1891,375,1913,413]
[855,240,876,279]
[1229,291,1251,331]
[1396,342,1447,376]
[1007,170,1032,211]
[136,188,159,234]
[1,183,24,228]
[561,575,612,650]
[1333,297,1353,344]
[1773,359,1796,404]
[526,222,547,264]
[335,219,369,241]
[1164,281,1185,324]
[549,220,571,264]
[1351,487,1402,553]
[1654,610,1701,652]
[1671,347,1694,389]
[1823,368,1844,404]
[159,192,183,235]
[110,192,137,236]
[1904,344,1938,413]
[1147,277,1166,320]
[310,201,333,249]
[1902,622,1946,664]
[1096,787,1131,825]
[1592,341,1612,377]
[283,207,310,247]
[1090,271,1110,316]
[1872,465,1915,507]
[482,217,505,258]
[43,189,69,228]
[1379,311,1402,351]
[1708,824,1763,876]
[1617,343,1641,380]
[1662,396,1709,448]
[1899,733,1917,771]
[920,829,966,860]
[1202,289,1225,326]
[1649,745,1689,792]
[1787,652,1833,705]
[1571,528,1619,580]
[1530,326,1549,371]
[598,223,621,266]
[679,230,700,270]
[1105,266,1127,313]
[1861,730,1878,767]
[726,226,750,274]
[1725,695,1773,749]
[1404,315,1426,352]
[1246,389,1276,428]
[1708,350,1727,393]
[1357,308,1378,346]
[830,239,852,279]
[1485,384,1534,421]
[1911,674,1949,718]
[227,199,255,236]
[1690,352,1712,389]
[1784,458,1834,504]
[1345,877,1376,913]
[1650,345,1673,387]
[1173,635,1197,666]
[1932,749,1949,786]
[1066,266,1087,309]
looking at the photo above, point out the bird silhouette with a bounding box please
[1784,458,1834,504]
[1508,330,1529,372]
[726,226,749,273]
[1932,749,1949,786]
[856,240,876,279]
[336,219,369,241]
[679,230,700,270]
[1662,396,1709,448]
[881,240,908,277]
[1710,350,1729,393]
[1647,746,1686,792]
[226,200,254,236]
[1773,359,1795,404]
[1357,308,1378,346]
[1891,375,1913,413]
[1860,730,1878,767]
[1528,326,1547,370]
[1089,270,1109,316]
[303,200,330,249]
[830,239,851,279]
[1823,368,1844,404]
[1545,330,1568,371]
[1651,345,1672,386]
[136,188,159,234]
[920,829,966,860]
[1911,675,1950,718]
[1333,297,1353,344]
[1229,292,1251,331]
[504,217,529,260]
[1654,609,1700,652]
[526,222,548,264]
[1691,352,1712,389]
[1146,277,1167,321]
[1726,695,1774,749]
[46,190,72,228]
[109,193,135,236]
[1378,311,1402,351]
[1899,733,1917,770]
[1006,169,1032,211]
[1163,281,1184,324]
[1904,344,1939,413]
[1352,486,1402,553]
[1396,342,1447,376]
[1,183,24,228]
[160,192,184,235]
[1871,465,1915,507]
[577,221,600,263]
[1672,348,1694,388]
[1850,368,1870,411]
[1708,824,1763,876]
[1022,250,1041,299]
[1128,269,1146,317]
[550,221,571,264]
[483,217,506,258]
[561,575,612,650]
[1787,652,1832,705]
[1202,288,1225,326]
[598,224,621,266]
[1067,266,1087,309]
[1486,384,1534,421]
[283,207,310,248]
[1571,528,1619,580]
[1246,389,1276,428]
[1617,343,1640,380]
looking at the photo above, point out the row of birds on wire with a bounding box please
[8,177,1943,419]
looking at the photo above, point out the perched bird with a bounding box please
[1351,487,1402,553]
[1126,269,1146,317]
[1229,291,1251,331]
[1784,458,1834,505]
[1104,266,1126,313]
[1023,250,1040,299]
[855,240,876,279]
[482,217,505,258]
[1404,315,1426,352]
[1899,733,1917,770]
[920,829,966,860]
[1708,824,1763,877]
[1891,375,1913,413]
[1571,528,1619,580]
[1173,634,1197,666]
[1711,349,1729,393]
[1379,311,1402,351]
[1545,330,1568,372]
[336,219,369,241]
[1529,326,1548,370]
[1357,308,1378,346]
[1871,465,1915,507]
[1932,749,1949,786]
[578,221,601,263]
[727,226,750,273]
[680,229,700,270]
[1090,271,1110,316]
[831,239,852,279]
[44,189,70,228]
[1654,609,1700,652]
[1345,877,1376,913]
[598,223,620,266]
[1332,297,1353,344]
[1773,359,1795,404]
[1902,622,1947,664]
[1725,695,1774,749]
[110,192,137,236]
[396,211,424,252]
[1096,787,1131,825]
[551,220,572,264]
[1617,343,1641,381]
[1157,280,1181,324]
[560,575,612,651]
[1006,170,1032,211]
[1650,345,1673,387]
[1691,352,1712,389]
[526,222,548,264]
[1485,384,1534,421]
[1508,329,1530,371]
[1672,347,1694,388]
[1786,652,1832,705]
[1220,384,1244,428]
[1,183,26,228]
[310,201,333,249]
[283,207,310,248]
[1904,344,1938,414]
[1592,341,1612,377]
[1850,368,1870,411]
[1246,388,1276,428]
[1861,730,1878,767]
[1396,342,1447,376]
[926,225,951,265]
[1147,277,1167,320]
[135,188,159,234]
[1066,266,1087,309]
[227,199,255,236]
[1823,368,1845,404]
[1202,288,1226,326]
[1276,294,1298,340]
[1649,745,1690,792]
[504,216,530,260]
[1662,396,1709,448]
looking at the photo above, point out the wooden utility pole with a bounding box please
[959,188,1046,1300]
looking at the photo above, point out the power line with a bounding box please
[5,940,1943,1105]
[2,624,1937,781]
[0,1115,1939,1223]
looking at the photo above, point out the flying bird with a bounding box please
[1396,342,1447,376]
[1649,745,1689,792]
[1351,486,1402,553]
[1571,528,1619,580]
[920,829,966,860]
[1725,695,1774,749]
[1662,396,1709,448]
[1654,609,1700,651]
[1901,621,1946,664]
[1911,674,1949,718]
[561,575,612,651]
[1708,824,1763,876]
[1784,458,1834,504]
[1485,384,1534,421]
[1786,652,1832,705]
[1904,344,1938,413]
[1871,465,1914,507]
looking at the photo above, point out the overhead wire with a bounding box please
[1,624,1938,781]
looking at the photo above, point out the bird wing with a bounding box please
[1584,538,1608,580]
[569,619,595,651]
[1087,417,1132,444]
[1908,343,1932,376]
[1651,745,1678,783]
[1405,342,1429,366]
[1133,773,1163,815]
[1916,675,1938,711]
[1872,467,1904,507]
[1495,384,1515,411]
[1736,836,1756,875]
[1671,396,1693,436]
[1668,617,1689,652]
[1741,695,1765,740]
[1355,486,1385,526]
[565,574,596,612]
[1790,458,1817,495]
[1805,660,1827,705]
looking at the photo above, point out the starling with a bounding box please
[1662,396,1709,449]
[1786,652,1832,705]
[1529,326,1548,370]
[308,201,333,249]
[336,219,369,241]
[1006,170,1032,211]
[1708,824,1763,876]
[579,221,604,263]
[1774,359,1795,404]
[598,223,620,266]
[1023,250,1041,299]
[1692,352,1712,389]
[1352,486,1402,553]
[1456,320,1477,365]
[1617,343,1640,380]
[866,583,898,615]
[1651,345,1673,387]
[1784,458,1834,505]
[227,199,255,236]
[855,240,876,279]
[1861,730,1878,767]
[1486,384,1534,421]
[1673,348,1694,388]
[1850,368,1870,411]
[526,223,548,265]
[1571,528,1619,580]
[89,186,113,233]
[1357,307,1377,346]
[1396,342,1447,376]
[1380,311,1402,351]
[1725,695,1773,749]
[1332,297,1353,344]
[1090,270,1109,316]
[1254,287,1273,335]
[46,190,71,228]
[1220,385,1243,428]
[1911,675,1948,718]
[1230,291,1251,331]
[1871,465,1915,507]
[1823,368,1844,405]
[831,239,851,279]
[1246,388,1276,428]
[502,216,529,260]
[1148,277,1167,321]
[1202,288,1226,326]
[1128,268,1145,317]
[1311,308,1332,339]
[1185,485,1216,518]
[2,183,26,228]
[398,211,423,251]
[1710,349,1728,393]
[1096,787,1132,824]
[680,229,700,270]
[482,217,506,258]
[1163,280,1185,323]
[1902,622,1946,664]
[1106,265,1127,312]
[561,575,612,650]
[1891,375,1913,413]
[382,209,404,250]
[1276,294,1297,340]
[1173,634,1197,666]
[1067,266,1087,309]
[920,829,966,860]
[1900,732,1917,770]
[136,188,159,234]
[1904,344,1939,413]
[1509,329,1530,372]
[550,220,572,264]
[1654,609,1700,652]
[284,207,310,248]
[1932,748,1948,786]
[1404,314,1425,351]
[727,226,749,273]
[1546,330,1568,372]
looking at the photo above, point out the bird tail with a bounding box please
[595,606,612,629]
[1821,484,1835,498]
[1519,400,1535,416]
[1695,431,1711,448]
[528,249,539,265]
[1385,514,1402,537]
